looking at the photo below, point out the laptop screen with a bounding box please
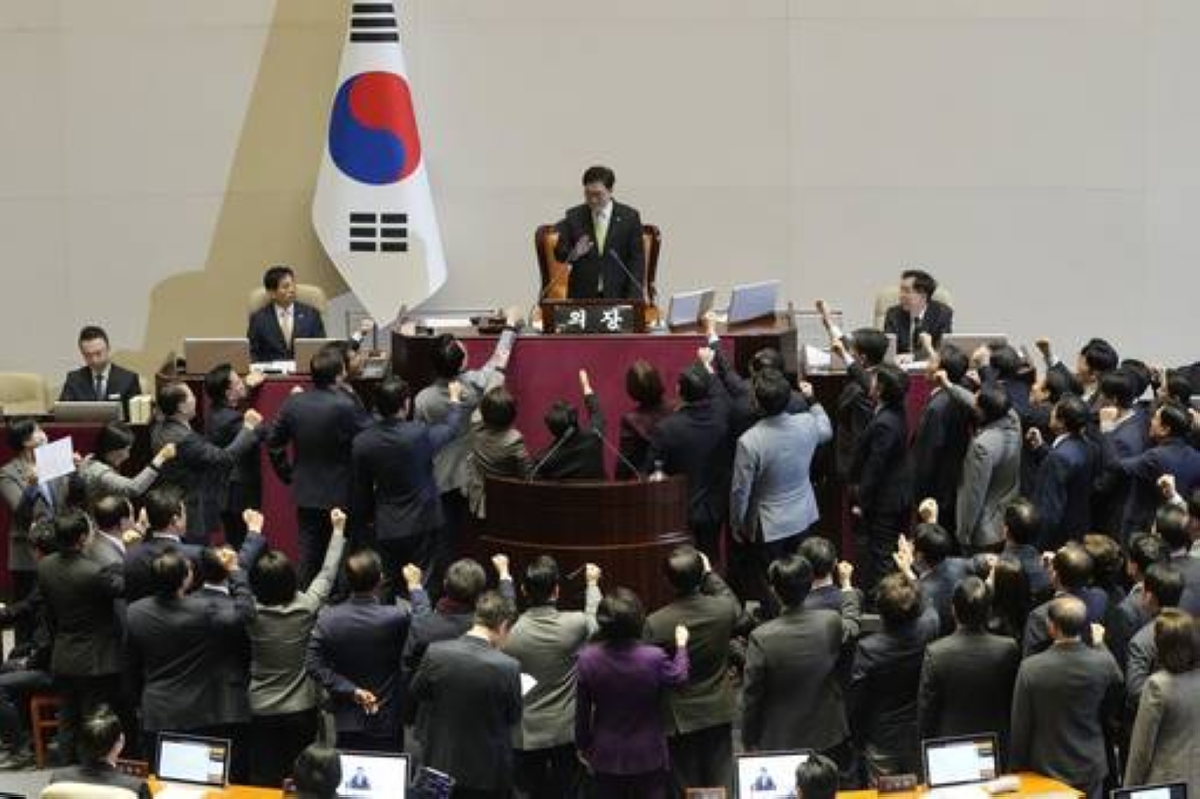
[923,734,999,788]
[1114,784,1189,799]
[736,749,811,799]
[156,733,230,787]
[337,751,408,799]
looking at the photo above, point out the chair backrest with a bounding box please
[40,784,138,799]
[0,372,51,415]
[247,283,329,314]
[872,284,955,329]
[534,223,662,307]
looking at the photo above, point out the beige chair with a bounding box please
[0,372,51,415]
[40,783,138,799]
[872,284,955,329]
[247,283,329,314]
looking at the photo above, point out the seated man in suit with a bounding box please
[48,706,151,799]
[553,165,646,300]
[883,268,953,356]
[532,369,606,480]
[59,325,142,410]
[247,264,327,362]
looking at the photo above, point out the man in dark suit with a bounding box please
[268,346,371,587]
[822,320,887,483]
[1001,499,1052,601]
[247,264,327,362]
[531,369,607,480]
[800,536,863,613]
[910,520,971,637]
[37,510,126,764]
[918,577,1020,753]
[1117,402,1200,533]
[1092,369,1150,538]
[152,381,262,543]
[649,359,734,561]
[1010,596,1123,799]
[411,591,523,799]
[645,547,744,794]
[352,376,463,596]
[911,346,972,534]
[882,269,953,356]
[1023,543,1103,656]
[553,165,645,300]
[123,487,204,603]
[1027,395,1098,550]
[48,706,151,799]
[743,554,860,773]
[1048,338,1119,409]
[59,325,142,411]
[203,363,266,550]
[306,548,412,752]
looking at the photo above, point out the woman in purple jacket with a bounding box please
[575,587,690,799]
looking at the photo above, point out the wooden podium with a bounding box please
[478,474,691,610]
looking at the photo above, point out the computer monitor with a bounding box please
[727,280,780,324]
[1113,783,1188,799]
[155,732,231,789]
[51,400,123,423]
[922,733,1000,789]
[184,338,250,375]
[294,337,341,374]
[666,288,716,329]
[735,749,811,799]
[337,750,409,799]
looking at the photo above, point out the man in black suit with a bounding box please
[1026,395,1098,550]
[37,510,126,764]
[352,376,463,597]
[910,345,972,534]
[553,165,645,300]
[1010,596,1123,799]
[203,363,266,550]
[743,554,860,773]
[918,577,1020,753]
[268,346,371,587]
[816,310,888,483]
[123,487,204,603]
[306,548,412,752]
[1023,543,1102,656]
[800,536,861,613]
[411,591,523,799]
[907,520,971,637]
[531,369,606,480]
[247,264,327,362]
[59,325,142,411]
[48,707,151,799]
[882,269,953,356]
[152,381,263,543]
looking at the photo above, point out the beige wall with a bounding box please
[2,0,1199,388]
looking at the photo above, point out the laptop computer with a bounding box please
[294,337,341,374]
[922,733,1000,797]
[337,750,409,798]
[727,279,780,324]
[1113,783,1188,799]
[666,288,717,329]
[735,749,811,799]
[154,732,231,799]
[183,338,250,375]
[51,400,123,423]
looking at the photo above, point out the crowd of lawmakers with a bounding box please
[3,265,1200,799]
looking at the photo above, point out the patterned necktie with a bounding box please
[94,372,105,400]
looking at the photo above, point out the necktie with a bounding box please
[911,316,923,349]
[280,309,294,346]
[594,211,609,254]
[94,373,105,400]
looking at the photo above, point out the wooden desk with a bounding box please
[839,773,1080,799]
[149,779,280,797]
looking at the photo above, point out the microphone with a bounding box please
[606,248,648,303]
[528,427,575,481]
[595,429,645,481]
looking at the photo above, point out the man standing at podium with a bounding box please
[553,165,646,300]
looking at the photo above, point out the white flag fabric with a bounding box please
[312,1,446,322]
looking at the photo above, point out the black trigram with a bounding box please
[350,2,399,43]
[350,212,408,253]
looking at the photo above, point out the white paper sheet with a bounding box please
[34,436,74,484]
[520,673,538,696]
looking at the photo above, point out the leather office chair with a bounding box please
[0,372,51,415]
[534,224,662,326]
[247,283,329,314]
[872,284,954,329]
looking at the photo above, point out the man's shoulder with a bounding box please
[614,200,641,219]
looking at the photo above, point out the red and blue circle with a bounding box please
[328,71,422,185]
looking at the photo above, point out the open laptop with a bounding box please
[1113,783,1188,799]
[51,400,123,423]
[183,338,250,375]
[294,337,341,374]
[942,333,1008,357]
[735,749,811,799]
[922,733,1000,797]
[727,279,780,324]
[154,732,231,799]
[666,288,716,329]
[338,750,409,798]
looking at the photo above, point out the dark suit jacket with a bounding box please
[617,404,671,478]
[247,300,325,362]
[532,393,607,480]
[306,594,411,738]
[883,300,953,354]
[1119,437,1200,533]
[1010,640,1123,789]
[352,407,462,542]
[36,550,124,676]
[122,533,203,604]
[152,417,258,541]
[410,635,522,791]
[268,385,371,510]
[125,574,256,732]
[743,591,861,752]
[554,201,646,300]
[650,387,734,533]
[205,404,262,513]
[910,388,971,533]
[918,628,1020,752]
[834,362,875,480]
[1093,410,1149,536]
[50,762,151,799]
[59,363,142,409]
[849,616,937,761]
[851,405,912,518]
[919,558,972,637]
[1030,435,1096,550]
[711,344,808,438]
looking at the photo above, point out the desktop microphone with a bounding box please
[595,429,645,481]
[606,249,648,303]
[528,427,576,481]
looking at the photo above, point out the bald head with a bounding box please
[1048,595,1088,640]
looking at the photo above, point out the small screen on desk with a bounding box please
[1113,783,1188,799]
[337,751,408,799]
[923,734,999,787]
[736,750,810,798]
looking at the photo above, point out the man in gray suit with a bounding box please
[936,372,1021,552]
[83,495,135,570]
[502,556,601,799]
[1010,596,1123,799]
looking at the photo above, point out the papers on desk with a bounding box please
[419,316,473,329]
[250,360,296,374]
[803,345,833,371]
[520,673,538,697]
[34,436,74,484]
